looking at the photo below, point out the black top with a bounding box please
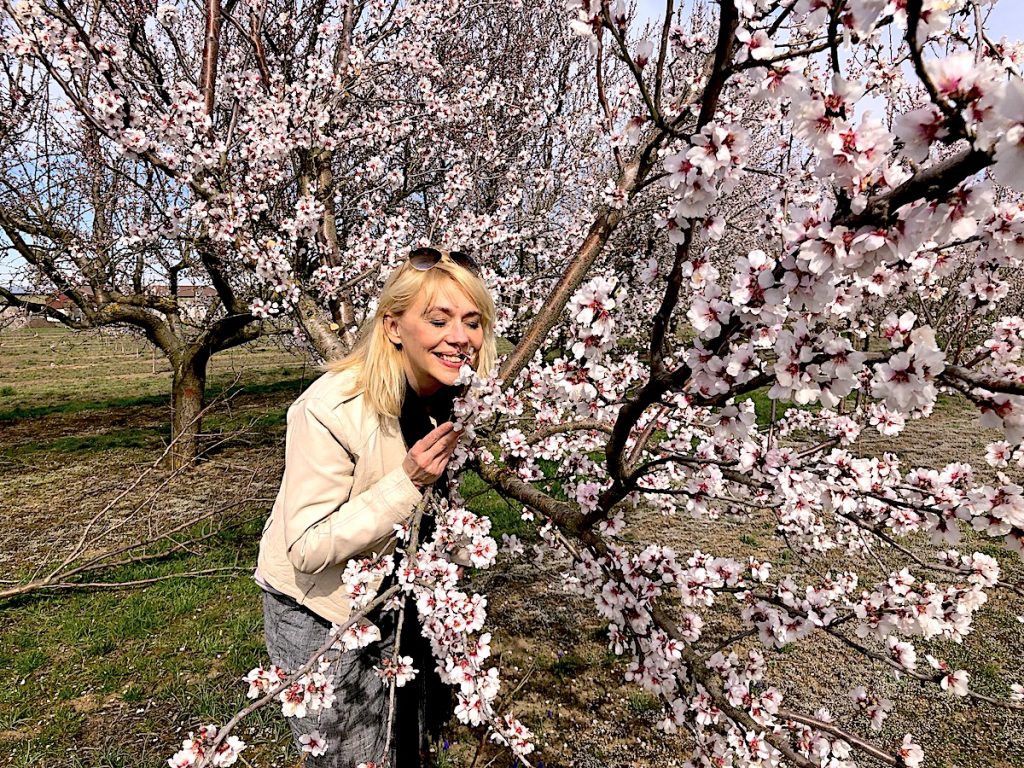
[390,381,457,758]
[398,384,455,448]
[399,384,455,501]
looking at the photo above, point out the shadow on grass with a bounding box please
[1,426,169,456]
[209,376,310,401]
[0,393,168,422]
[0,377,307,423]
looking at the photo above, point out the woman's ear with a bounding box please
[383,314,402,346]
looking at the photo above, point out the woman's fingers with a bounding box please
[415,423,461,460]
[424,433,459,470]
[416,422,456,453]
[404,421,462,487]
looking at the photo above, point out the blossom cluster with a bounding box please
[167,725,245,768]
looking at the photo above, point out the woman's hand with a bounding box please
[402,422,461,488]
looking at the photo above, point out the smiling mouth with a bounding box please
[435,352,469,365]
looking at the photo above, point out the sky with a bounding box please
[979,1,1024,39]
[3,1,1024,289]
[633,0,1024,40]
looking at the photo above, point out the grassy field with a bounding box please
[2,327,1023,767]
[0,326,315,410]
[0,328,312,767]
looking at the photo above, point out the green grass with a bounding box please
[2,426,168,456]
[203,405,289,435]
[738,386,817,428]
[0,394,169,423]
[548,650,589,680]
[0,327,307,767]
[0,327,312,417]
[433,743,460,768]
[0,376,307,424]
[0,520,292,767]
[461,470,530,538]
[626,691,661,716]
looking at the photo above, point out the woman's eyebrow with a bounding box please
[425,305,481,318]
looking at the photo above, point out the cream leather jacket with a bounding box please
[257,369,422,625]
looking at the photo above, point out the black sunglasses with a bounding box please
[407,247,481,276]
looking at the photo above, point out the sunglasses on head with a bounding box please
[407,246,481,276]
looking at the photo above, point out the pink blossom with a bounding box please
[894,105,948,162]
[899,735,925,768]
[993,78,1024,191]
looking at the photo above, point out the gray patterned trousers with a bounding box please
[262,589,409,768]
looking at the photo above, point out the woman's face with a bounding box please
[384,279,485,396]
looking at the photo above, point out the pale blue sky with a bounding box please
[986,1,1024,39]
[633,0,1024,39]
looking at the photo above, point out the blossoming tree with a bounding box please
[475,1,1024,764]
[0,0,595,466]
[8,0,1024,765]
[0,1,283,466]
[465,1,1024,765]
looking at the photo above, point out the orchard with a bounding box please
[4,0,1024,766]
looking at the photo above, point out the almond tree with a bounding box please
[0,0,597,466]
[0,131,278,467]
[458,1,1024,764]
[0,4,282,467]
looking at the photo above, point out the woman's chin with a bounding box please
[437,370,461,387]
[432,363,463,381]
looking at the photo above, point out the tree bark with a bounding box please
[295,292,348,361]
[169,346,211,469]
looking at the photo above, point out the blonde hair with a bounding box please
[329,256,497,419]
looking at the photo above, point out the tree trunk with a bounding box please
[169,347,210,469]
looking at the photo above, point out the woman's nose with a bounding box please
[447,323,469,345]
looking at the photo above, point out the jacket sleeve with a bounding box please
[280,395,422,574]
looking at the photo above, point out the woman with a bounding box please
[256,247,496,767]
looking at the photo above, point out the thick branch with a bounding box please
[498,202,632,384]
[200,0,223,115]
[843,148,992,227]
[942,365,1024,397]
[474,459,586,533]
[295,292,348,361]
[696,0,739,129]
